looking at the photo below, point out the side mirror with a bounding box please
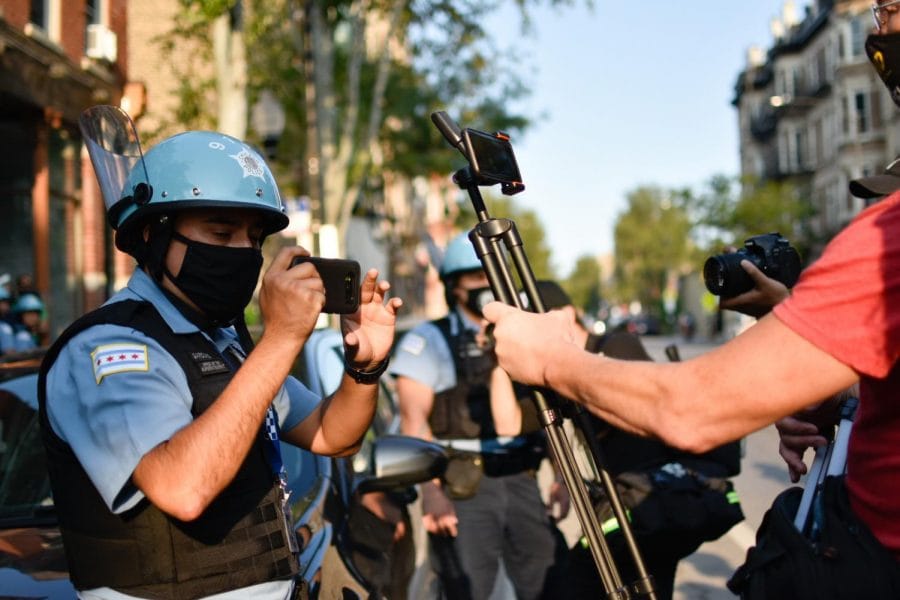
[355,435,448,494]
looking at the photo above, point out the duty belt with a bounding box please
[432,435,529,454]
[435,435,542,478]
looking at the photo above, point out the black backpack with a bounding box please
[728,476,900,599]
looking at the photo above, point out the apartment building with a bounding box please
[733,0,900,245]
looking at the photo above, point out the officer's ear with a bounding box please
[137,215,174,280]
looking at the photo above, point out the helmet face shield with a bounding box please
[78,105,149,227]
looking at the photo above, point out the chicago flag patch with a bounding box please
[91,343,149,384]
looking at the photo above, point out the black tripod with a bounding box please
[431,111,657,599]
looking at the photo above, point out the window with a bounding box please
[85,0,100,25]
[815,47,827,89]
[85,0,102,53]
[855,92,869,134]
[29,0,46,29]
[850,16,866,57]
[841,95,850,136]
[27,0,59,42]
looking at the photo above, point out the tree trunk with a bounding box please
[213,3,247,139]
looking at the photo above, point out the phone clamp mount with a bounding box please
[431,111,656,599]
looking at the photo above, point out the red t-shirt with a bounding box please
[774,192,900,558]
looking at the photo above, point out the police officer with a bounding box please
[11,292,44,351]
[390,233,566,600]
[39,116,401,600]
[0,288,17,355]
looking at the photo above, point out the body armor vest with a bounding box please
[427,314,498,439]
[39,300,299,599]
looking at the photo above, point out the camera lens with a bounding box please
[703,256,729,295]
[703,252,754,297]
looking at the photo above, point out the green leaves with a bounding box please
[613,186,694,312]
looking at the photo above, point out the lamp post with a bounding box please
[250,89,285,160]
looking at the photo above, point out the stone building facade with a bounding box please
[734,0,900,245]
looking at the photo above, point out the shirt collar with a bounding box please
[123,269,205,335]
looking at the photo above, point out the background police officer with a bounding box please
[390,233,566,600]
[11,292,44,351]
[40,114,401,600]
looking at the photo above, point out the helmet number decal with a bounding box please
[209,141,226,151]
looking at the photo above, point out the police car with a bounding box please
[0,330,445,599]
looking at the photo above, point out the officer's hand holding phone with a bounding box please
[289,256,361,314]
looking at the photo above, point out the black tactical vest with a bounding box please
[38,300,299,599]
[426,314,499,439]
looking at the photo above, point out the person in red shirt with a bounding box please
[483,8,900,572]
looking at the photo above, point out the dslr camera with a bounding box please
[703,233,801,298]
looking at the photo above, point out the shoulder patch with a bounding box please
[91,343,149,384]
[399,333,427,356]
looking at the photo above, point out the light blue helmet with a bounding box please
[113,131,289,253]
[439,233,483,279]
[13,293,44,314]
[0,288,10,302]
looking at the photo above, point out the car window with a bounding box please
[295,328,399,475]
[0,387,52,520]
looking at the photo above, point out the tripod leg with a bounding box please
[536,393,629,598]
[572,408,657,598]
[460,200,644,597]
[496,221,657,598]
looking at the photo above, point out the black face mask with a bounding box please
[867,32,900,107]
[463,286,494,318]
[165,232,263,325]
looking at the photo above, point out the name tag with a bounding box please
[191,351,229,376]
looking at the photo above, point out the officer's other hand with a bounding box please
[719,259,790,318]
[420,481,458,537]
[340,268,403,370]
[258,246,325,346]
[482,302,576,387]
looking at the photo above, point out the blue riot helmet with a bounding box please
[79,106,288,256]
[439,233,483,280]
[12,293,44,314]
[439,233,490,310]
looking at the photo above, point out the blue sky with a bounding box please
[482,1,803,275]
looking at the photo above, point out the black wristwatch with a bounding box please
[344,357,390,384]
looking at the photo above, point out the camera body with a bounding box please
[703,233,801,298]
